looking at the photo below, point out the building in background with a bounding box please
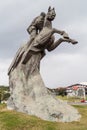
[47,82,87,98]
[66,82,87,99]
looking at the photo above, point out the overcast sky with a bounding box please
[0,0,87,88]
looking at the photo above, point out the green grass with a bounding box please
[0,104,87,130]
[57,95,84,103]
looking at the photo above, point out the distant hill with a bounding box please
[0,85,9,91]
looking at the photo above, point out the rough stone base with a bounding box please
[7,67,81,122]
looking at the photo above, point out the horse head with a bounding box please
[46,6,56,21]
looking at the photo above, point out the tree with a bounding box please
[58,88,67,96]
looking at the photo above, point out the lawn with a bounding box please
[57,95,86,103]
[0,103,87,130]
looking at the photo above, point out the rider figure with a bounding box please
[27,12,46,42]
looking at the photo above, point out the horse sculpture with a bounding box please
[8,6,77,75]
[7,7,80,122]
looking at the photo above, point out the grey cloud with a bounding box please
[41,53,87,88]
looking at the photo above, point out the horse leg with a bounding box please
[52,28,78,42]
[47,38,78,52]
[47,38,64,51]
[65,38,78,44]
[52,28,68,36]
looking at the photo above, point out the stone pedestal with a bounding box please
[7,64,81,122]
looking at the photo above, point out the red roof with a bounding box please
[73,86,78,90]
